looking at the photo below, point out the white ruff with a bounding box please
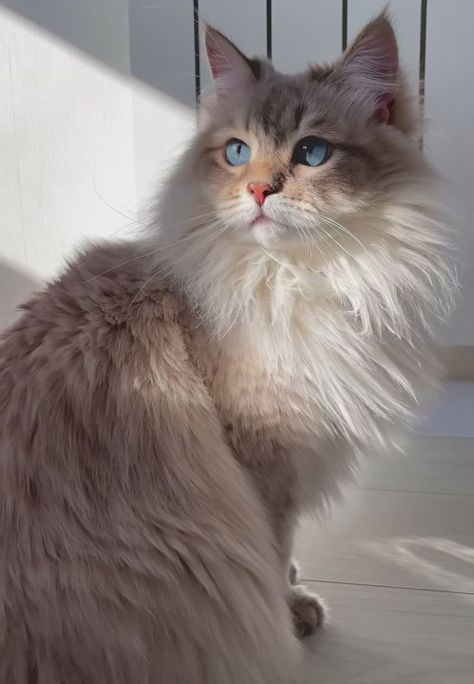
[153,175,455,453]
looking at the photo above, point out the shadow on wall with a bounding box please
[2,0,196,107]
[0,261,40,329]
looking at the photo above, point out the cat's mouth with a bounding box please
[246,209,291,246]
[250,211,272,228]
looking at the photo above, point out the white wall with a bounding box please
[0,2,136,326]
[424,0,474,345]
[0,1,193,328]
[1,0,473,345]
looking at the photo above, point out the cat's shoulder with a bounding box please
[64,239,184,327]
[3,240,186,360]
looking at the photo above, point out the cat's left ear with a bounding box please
[205,26,259,93]
[340,12,399,124]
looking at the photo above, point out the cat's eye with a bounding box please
[225,138,251,166]
[292,137,330,167]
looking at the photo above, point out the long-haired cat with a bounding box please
[0,13,455,684]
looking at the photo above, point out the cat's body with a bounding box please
[0,14,455,684]
[0,240,302,683]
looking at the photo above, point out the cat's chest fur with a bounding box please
[179,246,434,515]
[187,317,354,514]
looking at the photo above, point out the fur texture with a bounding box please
[0,14,455,684]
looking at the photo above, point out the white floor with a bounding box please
[297,382,474,683]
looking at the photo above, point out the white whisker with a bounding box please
[83,215,219,283]
[129,219,229,306]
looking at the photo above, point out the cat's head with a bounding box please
[159,13,422,257]
[191,12,418,250]
[155,13,453,340]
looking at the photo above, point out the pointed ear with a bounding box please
[204,25,259,93]
[341,13,399,124]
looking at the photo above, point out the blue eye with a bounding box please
[225,138,251,166]
[292,136,330,167]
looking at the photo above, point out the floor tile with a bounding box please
[301,581,474,683]
[295,436,474,592]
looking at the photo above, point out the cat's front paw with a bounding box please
[289,585,327,638]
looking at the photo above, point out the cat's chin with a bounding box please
[232,219,287,248]
[250,222,281,247]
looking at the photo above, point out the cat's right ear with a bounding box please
[205,26,259,93]
[339,12,399,125]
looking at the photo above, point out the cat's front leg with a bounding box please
[278,520,328,637]
[288,558,301,585]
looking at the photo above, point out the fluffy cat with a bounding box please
[0,13,455,684]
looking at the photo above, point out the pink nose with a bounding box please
[247,182,274,206]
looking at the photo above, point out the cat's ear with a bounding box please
[341,12,399,124]
[205,26,259,92]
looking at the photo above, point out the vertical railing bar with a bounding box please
[342,0,348,51]
[418,0,428,148]
[266,0,272,60]
[193,0,201,104]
